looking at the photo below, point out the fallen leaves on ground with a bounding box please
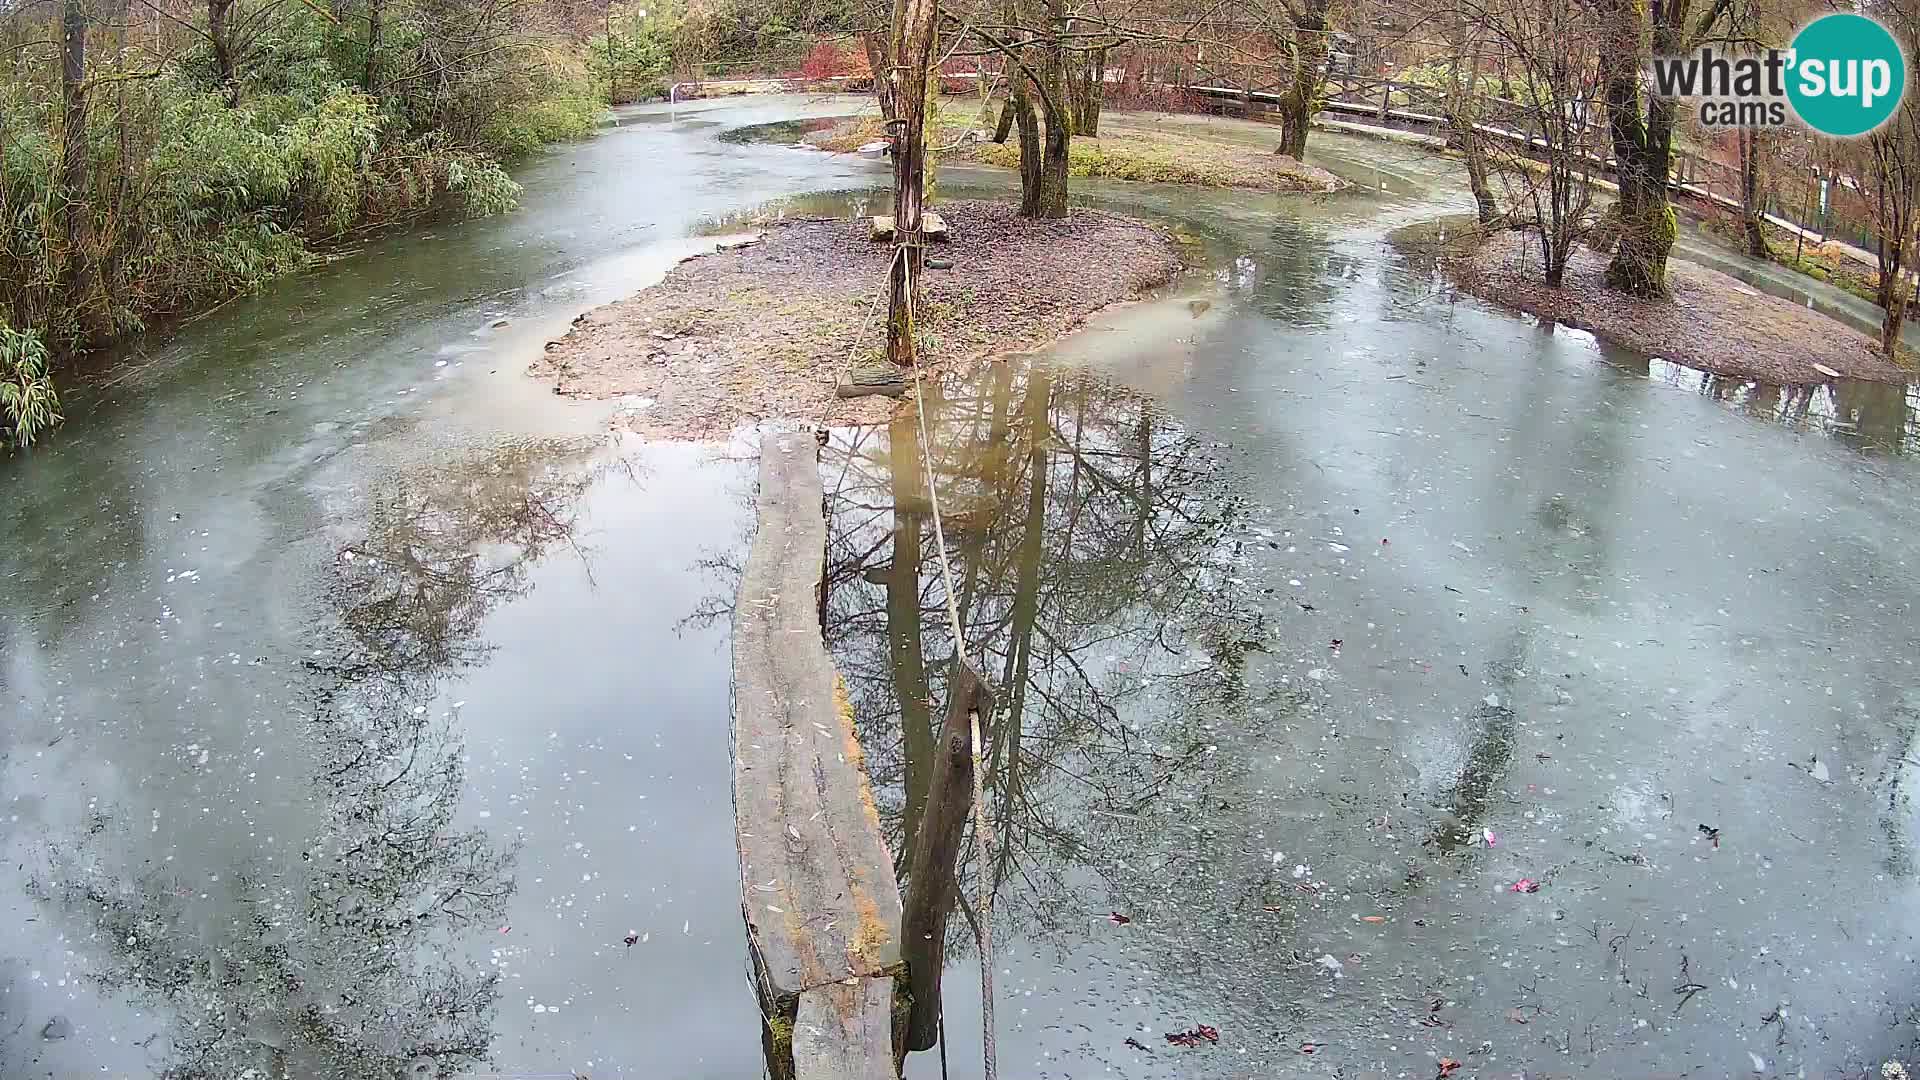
[1447,228,1909,385]
[533,201,1184,440]
[1164,1025,1219,1047]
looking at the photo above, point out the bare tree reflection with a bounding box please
[36,437,622,1079]
[816,364,1267,938]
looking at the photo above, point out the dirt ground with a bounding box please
[530,200,1185,439]
[807,114,1343,194]
[1434,226,1911,384]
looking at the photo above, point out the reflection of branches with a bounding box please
[814,364,1266,943]
[37,438,637,1080]
[312,440,604,704]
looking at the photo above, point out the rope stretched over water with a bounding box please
[901,249,998,1080]
[824,233,997,1080]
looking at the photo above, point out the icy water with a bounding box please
[5,96,1920,1080]
[851,172,1920,1078]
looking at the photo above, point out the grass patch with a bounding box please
[806,115,1342,193]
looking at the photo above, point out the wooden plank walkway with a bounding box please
[733,433,904,1080]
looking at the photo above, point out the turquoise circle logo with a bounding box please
[1787,13,1906,136]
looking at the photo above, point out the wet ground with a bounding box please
[5,96,1920,1079]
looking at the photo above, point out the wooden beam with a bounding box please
[734,434,905,1080]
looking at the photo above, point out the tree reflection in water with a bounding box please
[818,363,1274,940]
[38,438,616,1080]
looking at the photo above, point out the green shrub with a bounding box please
[0,323,58,449]
[483,93,604,161]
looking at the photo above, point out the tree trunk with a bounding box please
[364,0,382,93]
[1599,1,1676,298]
[1603,116,1676,296]
[883,0,936,368]
[1464,141,1498,224]
[1739,130,1768,259]
[1012,0,1070,219]
[604,5,619,104]
[1030,48,1070,218]
[864,30,894,119]
[209,0,238,103]
[992,93,1014,142]
[1012,63,1042,216]
[1275,12,1328,159]
[1451,51,1498,225]
[1881,249,1909,355]
[1035,105,1070,218]
[1883,290,1907,356]
[1071,46,1105,136]
[1794,179,1814,264]
[58,0,87,287]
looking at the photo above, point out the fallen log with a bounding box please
[733,433,905,1080]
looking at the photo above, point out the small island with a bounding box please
[532,200,1186,438]
[1395,217,1912,386]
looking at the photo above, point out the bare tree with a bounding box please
[1463,0,1601,285]
[59,0,88,282]
[884,0,937,365]
[1863,94,1920,355]
[1437,16,1500,224]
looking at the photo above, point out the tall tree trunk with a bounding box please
[1012,0,1070,219]
[1069,46,1104,135]
[364,0,382,92]
[1084,46,1105,135]
[1878,227,1910,355]
[1739,130,1768,259]
[1463,137,1498,224]
[58,0,87,293]
[1883,284,1907,356]
[1031,49,1070,218]
[864,30,894,119]
[992,92,1014,142]
[1012,63,1042,215]
[1275,11,1329,159]
[1035,104,1070,218]
[1599,0,1677,298]
[883,0,936,367]
[1451,50,1498,224]
[208,0,237,103]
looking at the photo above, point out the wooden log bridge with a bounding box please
[733,434,905,1080]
